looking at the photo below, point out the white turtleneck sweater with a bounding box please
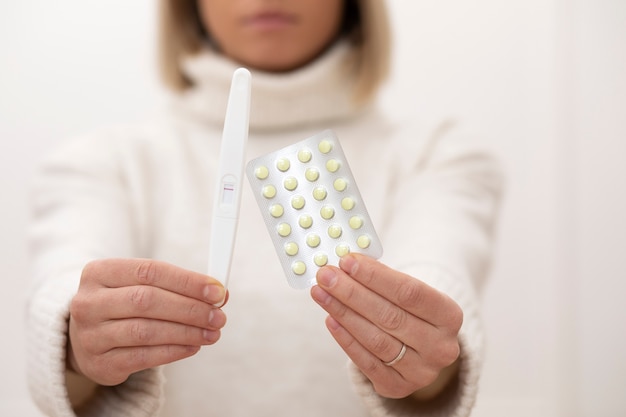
[27,44,502,417]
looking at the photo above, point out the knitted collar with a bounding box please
[172,42,366,132]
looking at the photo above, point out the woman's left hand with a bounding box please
[310,253,463,399]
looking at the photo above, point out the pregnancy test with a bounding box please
[208,67,251,294]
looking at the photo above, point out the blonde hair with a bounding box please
[157,0,391,103]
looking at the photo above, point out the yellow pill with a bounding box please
[299,215,313,229]
[328,224,343,239]
[335,244,350,257]
[306,233,321,248]
[276,157,290,172]
[341,197,355,210]
[284,242,299,256]
[305,168,320,182]
[284,176,298,191]
[269,204,284,218]
[320,205,335,220]
[333,178,348,192]
[349,215,363,229]
[326,159,340,173]
[292,261,307,276]
[298,148,312,163]
[357,235,371,249]
[277,223,291,237]
[262,185,277,199]
[314,253,328,267]
[291,195,306,210]
[255,165,269,180]
[318,140,333,154]
[312,186,327,201]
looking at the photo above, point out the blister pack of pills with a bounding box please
[246,130,383,289]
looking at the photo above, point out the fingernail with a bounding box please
[203,329,219,342]
[316,267,337,288]
[326,316,342,331]
[311,285,332,305]
[208,309,226,328]
[204,284,225,303]
[339,255,358,276]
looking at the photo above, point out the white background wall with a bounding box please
[1,1,624,416]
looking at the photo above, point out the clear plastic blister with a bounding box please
[246,130,383,289]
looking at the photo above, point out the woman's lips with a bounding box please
[243,12,297,31]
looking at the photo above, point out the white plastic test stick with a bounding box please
[208,68,251,291]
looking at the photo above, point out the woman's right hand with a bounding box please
[67,258,227,386]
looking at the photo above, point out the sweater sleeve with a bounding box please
[349,120,504,416]
[26,132,165,417]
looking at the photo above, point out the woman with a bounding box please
[26,1,502,416]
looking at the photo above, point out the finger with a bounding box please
[83,318,222,353]
[114,285,227,328]
[81,259,226,305]
[311,287,443,362]
[314,266,437,350]
[77,285,227,329]
[339,254,462,329]
[311,284,458,397]
[89,344,201,386]
[320,310,444,398]
[321,315,418,399]
[311,285,409,364]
